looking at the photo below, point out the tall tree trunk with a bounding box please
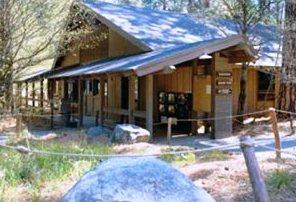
[279,1,296,112]
[238,62,247,119]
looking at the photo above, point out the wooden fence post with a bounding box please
[240,135,270,202]
[167,117,172,145]
[16,113,22,138]
[269,107,281,160]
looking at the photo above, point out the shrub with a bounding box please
[198,150,230,162]
[267,169,296,190]
[0,138,113,200]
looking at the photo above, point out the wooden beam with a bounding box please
[48,80,54,129]
[145,74,153,137]
[40,79,44,113]
[25,82,28,107]
[16,83,22,111]
[133,110,146,118]
[99,77,105,125]
[32,82,35,107]
[103,107,129,116]
[64,80,69,99]
[78,78,84,127]
[128,75,136,124]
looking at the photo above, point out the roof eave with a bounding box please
[135,35,255,76]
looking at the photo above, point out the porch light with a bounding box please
[199,53,212,60]
[162,65,176,74]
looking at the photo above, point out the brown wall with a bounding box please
[154,66,193,93]
[232,67,278,114]
[57,26,143,69]
[108,30,142,58]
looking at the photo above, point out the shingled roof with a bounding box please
[16,0,280,81]
[81,0,281,66]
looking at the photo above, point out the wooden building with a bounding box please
[16,0,281,139]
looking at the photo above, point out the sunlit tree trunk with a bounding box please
[279,1,296,112]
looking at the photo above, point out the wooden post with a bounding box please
[40,79,44,113]
[269,107,281,159]
[16,113,22,138]
[146,74,153,138]
[15,83,22,138]
[128,75,136,124]
[167,117,172,145]
[16,83,22,110]
[48,80,54,129]
[64,80,69,99]
[78,78,84,127]
[25,82,28,107]
[32,81,35,107]
[289,113,295,134]
[99,77,105,125]
[240,135,270,202]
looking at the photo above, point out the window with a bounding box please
[257,71,275,101]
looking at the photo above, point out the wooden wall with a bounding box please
[60,50,80,68]
[154,66,193,93]
[57,26,143,69]
[232,67,278,114]
[193,75,211,112]
[108,30,142,57]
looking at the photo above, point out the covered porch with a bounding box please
[16,35,255,139]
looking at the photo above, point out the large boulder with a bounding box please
[111,124,151,144]
[62,158,215,202]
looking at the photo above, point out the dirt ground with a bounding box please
[1,117,296,201]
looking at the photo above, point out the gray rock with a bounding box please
[62,158,215,202]
[112,124,151,144]
[87,126,112,137]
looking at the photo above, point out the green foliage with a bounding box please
[267,169,296,190]
[160,147,196,165]
[0,139,112,200]
[198,150,230,162]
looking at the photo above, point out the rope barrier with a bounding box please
[2,135,296,159]
[256,144,296,157]
[275,109,296,116]
[153,109,270,125]
[0,142,240,159]
[0,108,294,123]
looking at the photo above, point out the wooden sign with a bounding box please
[217,80,232,86]
[217,71,232,77]
[216,88,232,95]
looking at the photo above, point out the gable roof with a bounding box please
[81,0,281,67]
[81,0,234,50]
[48,35,253,78]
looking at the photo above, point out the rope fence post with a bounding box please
[16,113,22,138]
[167,117,172,145]
[240,135,270,202]
[269,107,281,160]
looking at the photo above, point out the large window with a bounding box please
[257,71,275,101]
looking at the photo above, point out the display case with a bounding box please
[158,91,192,133]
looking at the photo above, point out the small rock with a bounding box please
[111,124,151,144]
[224,167,229,171]
[40,133,58,140]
